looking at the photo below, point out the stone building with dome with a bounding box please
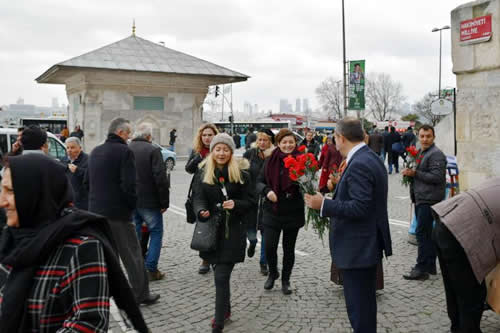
[36,31,248,154]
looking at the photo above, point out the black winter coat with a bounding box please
[300,139,320,160]
[193,165,254,264]
[128,138,169,209]
[256,159,305,230]
[62,152,89,210]
[243,147,274,230]
[85,134,137,220]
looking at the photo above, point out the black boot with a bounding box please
[247,242,256,258]
[212,325,223,333]
[264,272,279,290]
[282,281,292,295]
[260,263,268,276]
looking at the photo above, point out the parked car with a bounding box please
[152,142,176,171]
[0,127,67,160]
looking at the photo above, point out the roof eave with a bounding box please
[35,65,250,85]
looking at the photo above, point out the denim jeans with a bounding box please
[247,228,267,265]
[133,208,164,272]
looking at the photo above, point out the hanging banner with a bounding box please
[348,60,365,110]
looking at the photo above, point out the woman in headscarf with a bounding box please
[256,129,304,295]
[193,133,253,332]
[0,154,148,333]
[186,123,219,275]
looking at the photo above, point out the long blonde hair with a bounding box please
[193,123,219,153]
[199,151,247,185]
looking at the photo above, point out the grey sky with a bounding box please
[1,0,464,113]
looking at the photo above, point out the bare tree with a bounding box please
[412,92,443,126]
[315,77,344,120]
[365,72,405,121]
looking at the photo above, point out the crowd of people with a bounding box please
[0,117,496,333]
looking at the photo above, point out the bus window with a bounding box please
[0,134,8,155]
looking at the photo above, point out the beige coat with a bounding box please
[432,177,500,283]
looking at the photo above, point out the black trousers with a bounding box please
[214,263,234,328]
[415,204,437,273]
[433,221,486,333]
[263,226,300,282]
[343,266,377,333]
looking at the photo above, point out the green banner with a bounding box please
[348,60,365,110]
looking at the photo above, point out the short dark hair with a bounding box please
[418,124,435,137]
[407,126,413,130]
[390,126,396,132]
[275,129,296,144]
[336,117,364,142]
[21,125,47,150]
[384,126,388,131]
[17,126,25,132]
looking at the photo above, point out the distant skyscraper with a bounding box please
[303,99,310,114]
[254,104,258,114]
[295,99,301,114]
[280,99,289,114]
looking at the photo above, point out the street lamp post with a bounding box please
[432,25,450,98]
[342,0,348,117]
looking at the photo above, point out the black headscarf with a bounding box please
[0,154,148,333]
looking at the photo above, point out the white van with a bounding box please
[0,127,67,160]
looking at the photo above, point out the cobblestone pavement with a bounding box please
[110,160,500,333]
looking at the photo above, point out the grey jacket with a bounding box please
[410,144,447,205]
[432,177,500,283]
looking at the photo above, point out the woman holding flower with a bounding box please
[256,129,305,295]
[193,133,253,333]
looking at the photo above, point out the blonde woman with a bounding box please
[186,123,219,274]
[242,129,275,275]
[193,133,254,332]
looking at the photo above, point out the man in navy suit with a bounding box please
[305,117,392,333]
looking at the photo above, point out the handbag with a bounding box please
[185,176,197,224]
[190,211,221,252]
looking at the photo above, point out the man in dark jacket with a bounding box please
[233,132,241,149]
[301,131,321,160]
[402,127,416,148]
[85,117,160,305]
[69,125,84,141]
[304,117,392,333]
[387,126,402,174]
[245,127,257,150]
[368,130,384,159]
[129,123,170,281]
[62,137,88,209]
[402,124,447,281]
[169,128,177,151]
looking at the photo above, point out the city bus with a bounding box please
[213,120,291,135]
[20,117,67,135]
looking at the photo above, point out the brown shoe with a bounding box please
[148,270,165,281]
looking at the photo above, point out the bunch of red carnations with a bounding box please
[402,145,421,187]
[284,145,330,240]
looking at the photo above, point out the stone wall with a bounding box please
[451,0,500,189]
[64,70,209,155]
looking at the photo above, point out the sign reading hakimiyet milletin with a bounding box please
[460,15,492,45]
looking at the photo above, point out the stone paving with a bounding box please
[110,160,500,333]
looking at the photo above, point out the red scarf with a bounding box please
[200,146,210,159]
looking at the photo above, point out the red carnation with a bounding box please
[298,145,306,152]
[290,170,299,181]
[284,155,297,169]
[219,176,225,184]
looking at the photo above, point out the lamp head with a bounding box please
[432,28,439,32]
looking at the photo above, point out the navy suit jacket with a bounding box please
[323,145,392,269]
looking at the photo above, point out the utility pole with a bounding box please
[221,84,225,121]
[342,0,348,117]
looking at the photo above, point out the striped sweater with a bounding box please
[0,236,110,333]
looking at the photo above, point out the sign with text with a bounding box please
[460,15,492,44]
[348,60,365,110]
